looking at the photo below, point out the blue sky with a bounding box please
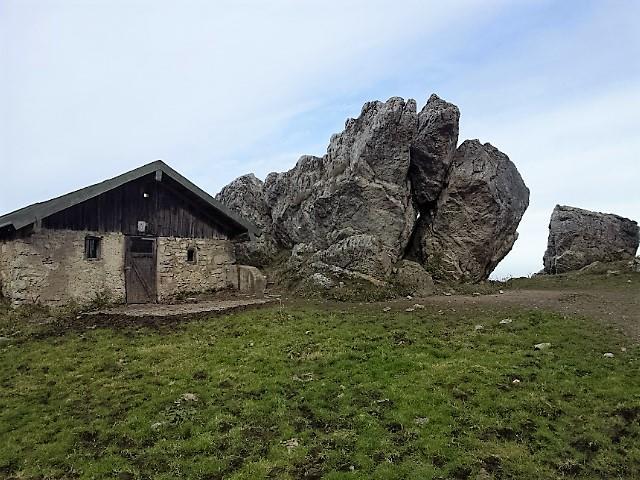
[1,0,639,278]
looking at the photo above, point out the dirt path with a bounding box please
[31,280,638,341]
[85,297,274,318]
[413,287,640,340]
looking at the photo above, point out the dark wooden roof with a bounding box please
[0,160,257,236]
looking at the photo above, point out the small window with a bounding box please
[85,236,101,259]
[130,238,154,254]
[187,247,197,263]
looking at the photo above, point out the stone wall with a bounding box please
[0,230,239,306]
[156,237,236,301]
[231,265,267,296]
[0,230,126,306]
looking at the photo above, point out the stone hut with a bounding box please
[0,161,264,306]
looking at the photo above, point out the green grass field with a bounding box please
[1,300,639,479]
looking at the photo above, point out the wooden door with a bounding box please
[125,236,157,304]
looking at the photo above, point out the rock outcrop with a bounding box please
[216,93,530,286]
[261,97,418,276]
[216,174,279,265]
[409,94,460,210]
[218,97,420,277]
[413,140,530,282]
[543,205,639,274]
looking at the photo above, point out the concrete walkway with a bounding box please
[86,298,274,318]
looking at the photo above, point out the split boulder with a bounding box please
[414,140,530,282]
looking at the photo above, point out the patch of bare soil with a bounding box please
[87,298,273,318]
[28,297,276,338]
[418,287,640,340]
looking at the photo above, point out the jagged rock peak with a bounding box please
[410,94,460,210]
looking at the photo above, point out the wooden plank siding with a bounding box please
[43,174,234,239]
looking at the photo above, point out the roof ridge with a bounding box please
[0,160,257,236]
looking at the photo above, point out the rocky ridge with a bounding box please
[216,94,530,287]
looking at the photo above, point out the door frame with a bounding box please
[124,235,158,304]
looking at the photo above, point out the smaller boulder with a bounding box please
[392,260,435,296]
[543,205,639,274]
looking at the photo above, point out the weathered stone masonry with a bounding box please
[0,230,238,306]
[0,230,126,306]
[156,236,236,301]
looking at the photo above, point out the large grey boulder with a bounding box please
[261,97,419,276]
[414,140,530,283]
[543,205,639,274]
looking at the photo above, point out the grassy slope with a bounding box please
[1,302,639,480]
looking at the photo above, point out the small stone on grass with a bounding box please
[534,342,551,350]
[414,417,429,426]
[282,438,299,451]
